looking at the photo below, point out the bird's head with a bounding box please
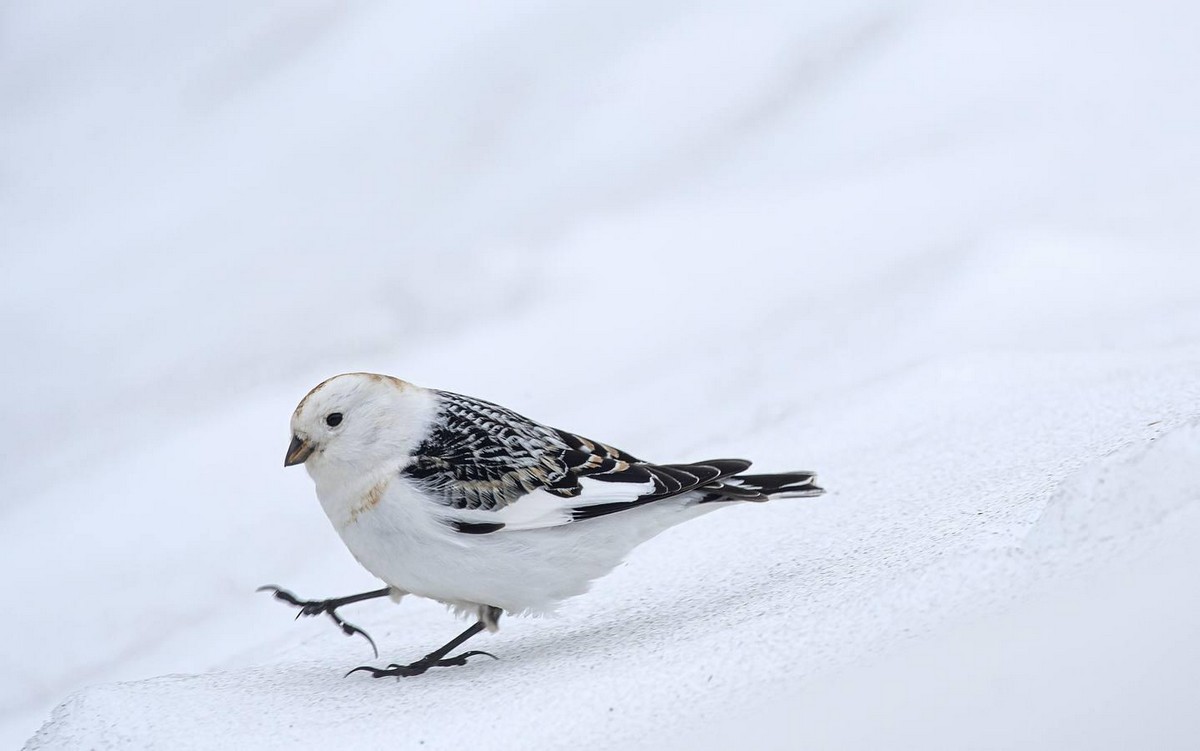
[286,373,434,478]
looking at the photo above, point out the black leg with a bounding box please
[347,607,502,678]
[258,584,392,657]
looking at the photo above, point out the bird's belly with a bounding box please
[336,504,578,614]
[332,487,711,615]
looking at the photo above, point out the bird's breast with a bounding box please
[330,477,478,599]
[342,476,389,527]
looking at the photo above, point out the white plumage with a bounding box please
[269,372,822,676]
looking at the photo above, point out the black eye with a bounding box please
[325,412,343,427]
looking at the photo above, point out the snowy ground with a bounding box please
[4,1,1200,748]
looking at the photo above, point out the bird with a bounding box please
[261,372,823,678]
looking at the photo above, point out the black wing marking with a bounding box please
[402,391,764,532]
[403,390,634,512]
[571,458,757,520]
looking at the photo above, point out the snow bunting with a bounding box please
[262,372,823,678]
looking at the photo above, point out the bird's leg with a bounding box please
[347,607,502,678]
[257,584,392,657]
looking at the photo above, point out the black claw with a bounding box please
[344,663,423,679]
[439,650,497,666]
[258,584,379,657]
[336,617,379,658]
[257,585,301,607]
[345,665,386,679]
[344,650,495,679]
[458,650,498,661]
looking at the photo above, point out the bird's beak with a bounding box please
[284,434,315,467]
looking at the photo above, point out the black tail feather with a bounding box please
[696,468,824,504]
[732,471,824,498]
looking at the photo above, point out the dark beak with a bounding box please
[284,434,315,467]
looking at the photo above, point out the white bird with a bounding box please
[261,372,823,677]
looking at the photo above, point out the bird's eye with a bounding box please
[325,412,343,427]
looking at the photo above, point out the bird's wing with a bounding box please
[403,390,759,533]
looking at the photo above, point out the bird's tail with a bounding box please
[728,471,824,499]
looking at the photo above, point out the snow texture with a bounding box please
[4,0,1200,748]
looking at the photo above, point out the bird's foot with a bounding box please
[345,650,497,679]
[257,585,378,657]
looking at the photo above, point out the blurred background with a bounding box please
[3,1,1200,747]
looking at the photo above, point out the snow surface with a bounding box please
[4,0,1200,747]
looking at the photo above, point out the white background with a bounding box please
[4,1,1200,747]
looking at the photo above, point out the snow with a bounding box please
[704,425,1200,750]
[3,0,1200,748]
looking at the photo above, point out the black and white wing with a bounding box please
[402,390,764,534]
